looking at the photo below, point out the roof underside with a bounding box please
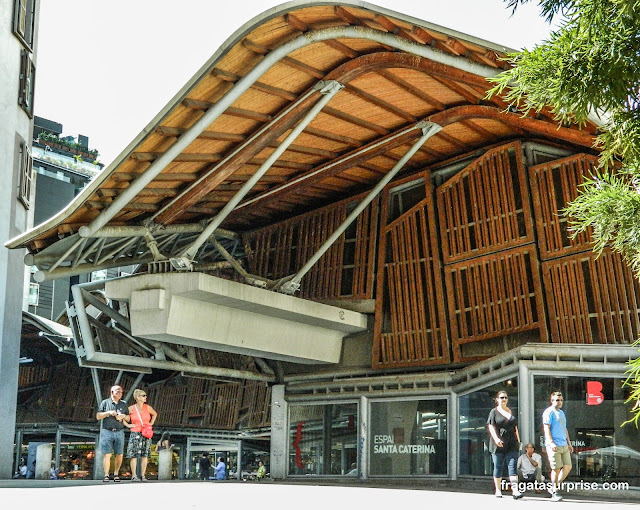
[10,1,598,276]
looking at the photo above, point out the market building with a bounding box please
[5,1,639,484]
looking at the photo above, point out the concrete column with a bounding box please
[158,449,173,480]
[35,444,52,480]
[14,429,23,477]
[449,392,458,480]
[94,443,105,480]
[269,384,287,479]
[359,395,368,479]
[518,363,532,445]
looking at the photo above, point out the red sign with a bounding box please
[586,381,604,405]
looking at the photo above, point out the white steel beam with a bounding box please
[175,80,344,268]
[279,121,442,294]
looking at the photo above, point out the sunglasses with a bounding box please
[553,399,563,402]
[498,396,508,400]
[140,394,147,398]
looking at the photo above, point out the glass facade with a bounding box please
[288,402,358,476]
[533,375,639,487]
[282,366,638,487]
[369,399,447,476]
[458,379,518,476]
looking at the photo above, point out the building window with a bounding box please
[18,141,33,208]
[28,282,39,306]
[13,0,37,50]
[288,403,358,476]
[91,269,108,282]
[458,379,518,477]
[18,50,36,117]
[533,375,639,487]
[369,399,448,476]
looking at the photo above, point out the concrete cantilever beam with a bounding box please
[104,272,368,365]
[68,279,278,382]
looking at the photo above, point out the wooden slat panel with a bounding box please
[543,249,640,344]
[373,178,449,368]
[445,244,547,361]
[436,142,533,263]
[529,154,598,259]
[18,365,51,387]
[244,194,378,300]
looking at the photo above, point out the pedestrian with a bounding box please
[17,459,27,478]
[199,452,211,480]
[215,456,226,480]
[543,391,573,501]
[517,443,543,492]
[156,431,172,451]
[123,388,157,481]
[96,384,128,482]
[49,461,59,480]
[257,460,266,480]
[487,390,522,499]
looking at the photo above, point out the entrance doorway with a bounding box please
[186,438,241,480]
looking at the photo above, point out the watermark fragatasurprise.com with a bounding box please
[501,480,630,493]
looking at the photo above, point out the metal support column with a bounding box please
[124,372,145,404]
[359,395,368,479]
[90,368,102,405]
[14,429,23,476]
[55,429,62,473]
[518,363,532,445]
[449,391,458,480]
[269,385,287,479]
[280,121,442,293]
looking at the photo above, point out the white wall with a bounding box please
[0,0,39,479]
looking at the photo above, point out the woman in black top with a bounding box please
[487,391,522,499]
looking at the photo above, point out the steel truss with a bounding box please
[66,279,276,382]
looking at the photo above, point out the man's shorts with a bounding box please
[99,429,125,455]
[546,445,571,470]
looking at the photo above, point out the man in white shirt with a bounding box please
[517,443,543,484]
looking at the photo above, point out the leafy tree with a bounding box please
[488,0,640,424]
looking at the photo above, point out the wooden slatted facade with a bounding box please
[243,143,640,368]
[244,194,378,300]
[374,186,449,368]
[543,250,640,344]
[529,154,599,259]
[437,142,533,263]
[17,361,271,430]
[445,245,546,361]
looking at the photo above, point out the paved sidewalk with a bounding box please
[0,480,638,509]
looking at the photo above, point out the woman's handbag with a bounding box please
[141,424,154,439]
[134,405,154,438]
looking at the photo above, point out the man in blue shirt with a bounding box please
[542,391,573,501]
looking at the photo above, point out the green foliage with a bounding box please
[37,131,100,159]
[623,338,640,427]
[490,0,640,423]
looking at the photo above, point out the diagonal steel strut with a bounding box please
[278,121,443,294]
[172,80,344,269]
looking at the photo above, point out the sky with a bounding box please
[35,0,559,166]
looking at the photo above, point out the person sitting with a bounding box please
[517,443,543,485]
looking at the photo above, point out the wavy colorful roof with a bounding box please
[8,0,598,281]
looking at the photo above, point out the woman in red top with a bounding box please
[124,388,158,481]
